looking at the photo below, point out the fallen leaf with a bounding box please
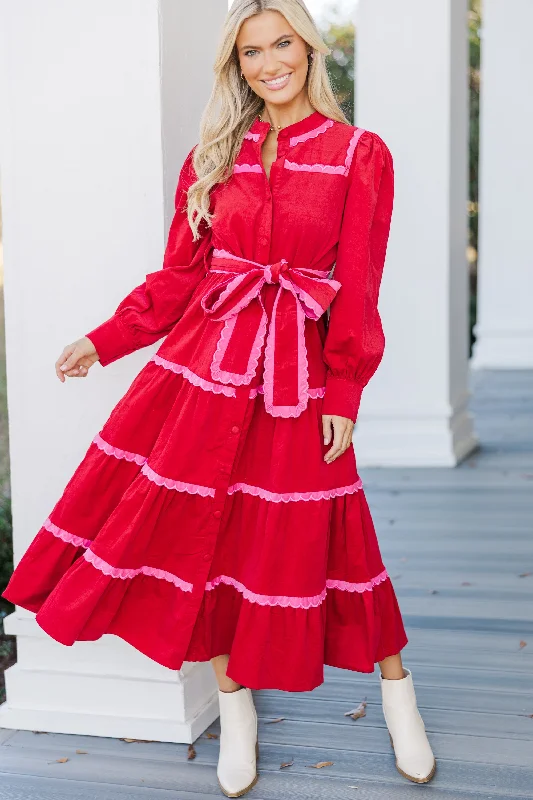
[519,572,532,578]
[308,761,334,769]
[205,732,219,739]
[344,699,367,720]
[75,749,88,754]
[54,758,69,763]
[280,759,294,769]
[120,738,154,743]
[187,744,196,760]
[519,641,527,649]
[461,581,473,586]
[265,717,285,724]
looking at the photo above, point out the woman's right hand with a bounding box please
[55,337,100,382]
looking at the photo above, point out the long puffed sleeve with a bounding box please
[321,131,394,422]
[85,146,212,366]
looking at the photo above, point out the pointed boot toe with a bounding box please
[217,687,259,797]
[381,668,436,784]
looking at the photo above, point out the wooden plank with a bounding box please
[1,738,532,798]
[0,772,529,800]
[0,773,222,800]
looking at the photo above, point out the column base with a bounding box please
[354,402,479,467]
[0,612,219,744]
[471,330,533,369]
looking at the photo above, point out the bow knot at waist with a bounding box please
[200,248,341,418]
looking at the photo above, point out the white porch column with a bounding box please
[471,0,533,368]
[353,0,478,466]
[0,0,225,742]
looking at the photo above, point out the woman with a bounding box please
[2,0,436,795]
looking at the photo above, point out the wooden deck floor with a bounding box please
[1,369,532,799]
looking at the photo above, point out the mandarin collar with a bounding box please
[248,109,330,141]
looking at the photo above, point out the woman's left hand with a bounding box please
[322,414,354,464]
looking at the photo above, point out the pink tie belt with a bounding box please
[200,248,341,418]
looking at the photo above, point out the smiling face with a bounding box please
[236,10,311,107]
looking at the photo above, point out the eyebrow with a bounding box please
[239,34,294,51]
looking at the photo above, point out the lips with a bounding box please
[261,73,291,90]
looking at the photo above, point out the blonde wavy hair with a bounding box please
[186,0,350,240]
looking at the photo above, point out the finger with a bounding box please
[341,424,353,452]
[64,363,88,379]
[322,415,333,445]
[324,419,345,463]
[60,347,83,373]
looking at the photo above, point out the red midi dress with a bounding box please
[2,110,408,691]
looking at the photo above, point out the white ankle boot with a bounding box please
[217,686,259,797]
[380,668,436,783]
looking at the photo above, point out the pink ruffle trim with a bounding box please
[249,384,325,400]
[205,567,390,608]
[284,159,347,175]
[284,126,365,176]
[227,479,363,503]
[210,300,267,387]
[83,548,194,591]
[289,118,334,147]
[326,568,389,593]
[42,519,389,605]
[243,131,260,141]
[205,574,326,609]
[233,163,262,173]
[344,127,365,175]
[151,354,236,397]
[92,433,146,466]
[141,462,216,497]
[44,517,93,550]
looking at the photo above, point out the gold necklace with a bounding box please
[257,113,283,133]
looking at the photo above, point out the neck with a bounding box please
[260,97,315,131]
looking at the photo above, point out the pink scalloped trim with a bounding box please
[141,462,216,497]
[227,479,363,503]
[284,159,346,175]
[43,517,92,549]
[344,127,365,175]
[83,548,194,591]
[210,302,267,386]
[204,567,389,608]
[248,385,325,400]
[205,574,327,608]
[233,163,262,173]
[151,354,236,397]
[263,282,309,418]
[326,568,389,593]
[92,433,147,466]
[289,118,334,147]
[283,128,365,176]
[243,131,260,141]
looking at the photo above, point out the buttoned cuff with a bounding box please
[85,315,136,367]
[322,375,364,423]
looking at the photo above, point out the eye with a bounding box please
[244,49,258,57]
[278,40,291,48]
